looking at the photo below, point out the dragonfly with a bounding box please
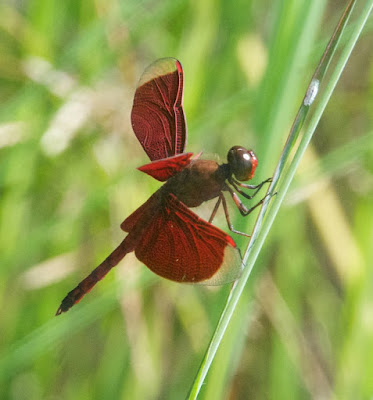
[56,58,272,315]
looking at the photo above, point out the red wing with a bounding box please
[134,194,243,285]
[131,58,186,161]
[120,192,161,232]
[137,152,194,182]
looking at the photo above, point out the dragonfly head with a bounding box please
[227,146,258,181]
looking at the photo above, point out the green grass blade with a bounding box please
[187,0,373,397]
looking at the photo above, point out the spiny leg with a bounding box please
[232,177,272,190]
[209,194,250,237]
[227,185,272,217]
[208,195,222,224]
[219,193,250,237]
[229,177,272,200]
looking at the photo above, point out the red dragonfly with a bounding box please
[56,58,271,315]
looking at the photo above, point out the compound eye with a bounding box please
[227,146,258,181]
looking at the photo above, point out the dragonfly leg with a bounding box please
[220,193,250,237]
[208,195,222,223]
[227,185,273,217]
[232,177,272,190]
[229,177,272,200]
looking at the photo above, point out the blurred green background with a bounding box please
[1,0,372,399]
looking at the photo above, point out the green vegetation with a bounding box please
[0,1,372,399]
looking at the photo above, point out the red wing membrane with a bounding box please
[131,58,186,161]
[134,194,243,285]
[137,152,194,182]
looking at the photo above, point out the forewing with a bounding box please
[131,58,186,161]
[137,153,194,182]
[134,194,243,285]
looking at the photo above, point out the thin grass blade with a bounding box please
[187,0,373,397]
